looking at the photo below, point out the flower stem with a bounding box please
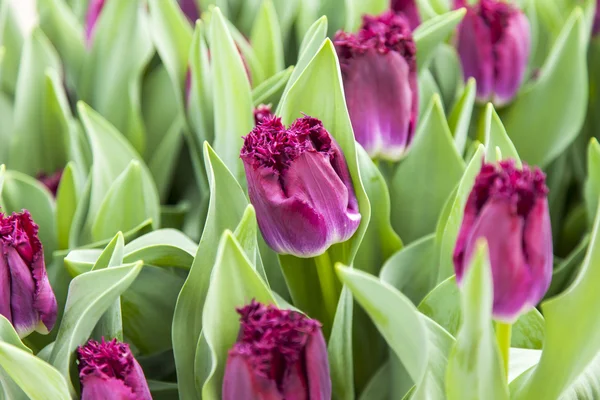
[495,322,511,380]
[314,251,339,324]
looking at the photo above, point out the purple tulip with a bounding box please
[240,115,361,257]
[178,0,200,23]
[391,0,421,30]
[84,0,105,46]
[37,170,63,197]
[253,104,274,125]
[77,338,152,400]
[453,160,552,322]
[223,300,331,400]
[0,210,57,337]
[334,12,418,161]
[455,0,530,106]
[593,0,600,37]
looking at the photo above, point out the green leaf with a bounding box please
[0,314,30,399]
[448,78,476,155]
[250,0,284,84]
[430,44,462,109]
[328,287,355,400]
[252,65,293,107]
[419,69,441,119]
[199,231,276,400]
[359,361,391,400]
[0,1,23,96]
[391,95,465,244]
[584,138,600,224]
[49,262,143,389]
[148,116,184,202]
[172,143,248,400]
[480,103,521,165]
[511,181,600,399]
[414,8,466,72]
[445,242,509,400]
[0,91,13,164]
[209,7,254,181]
[344,0,387,32]
[56,162,81,250]
[501,8,588,167]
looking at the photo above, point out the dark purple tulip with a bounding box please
[223,300,331,400]
[391,0,421,30]
[0,210,57,337]
[593,0,600,36]
[334,12,418,161]
[37,169,63,197]
[77,338,152,400]
[253,104,274,125]
[455,0,530,106]
[178,0,200,23]
[453,160,552,322]
[240,115,361,257]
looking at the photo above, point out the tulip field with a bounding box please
[0,0,600,398]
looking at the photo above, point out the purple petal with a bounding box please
[222,353,281,400]
[304,329,332,399]
[391,0,421,30]
[281,361,309,400]
[85,0,106,46]
[81,375,138,400]
[178,0,200,23]
[0,246,12,323]
[342,49,416,161]
[123,358,152,400]
[6,247,37,337]
[31,255,57,334]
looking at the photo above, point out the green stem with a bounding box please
[495,322,512,380]
[314,251,339,324]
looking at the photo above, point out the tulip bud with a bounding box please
[178,0,200,23]
[85,0,105,46]
[223,300,331,400]
[455,0,531,106]
[77,338,152,400]
[253,104,274,125]
[240,115,361,257]
[0,210,57,337]
[37,170,63,197]
[391,0,421,30]
[453,160,552,323]
[593,0,600,37]
[334,12,418,161]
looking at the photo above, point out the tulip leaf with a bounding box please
[0,1,23,96]
[0,314,30,399]
[328,287,355,400]
[209,8,254,181]
[414,8,466,73]
[555,351,600,399]
[0,91,12,164]
[336,265,454,399]
[436,144,485,283]
[445,242,510,400]
[79,0,153,153]
[148,116,185,202]
[200,231,276,400]
[49,262,143,390]
[510,181,600,399]
[252,65,294,107]
[359,361,391,400]
[187,20,213,145]
[419,69,442,119]
[56,162,81,251]
[481,104,521,165]
[448,78,476,155]
[344,0,387,32]
[430,44,462,109]
[172,143,248,400]
[391,95,465,244]
[250,0,285,84]
[584,138,600,225]
[501,8,588,167]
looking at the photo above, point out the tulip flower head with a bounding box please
[594,0,600,37]
[253,104,274,125]
[178,0,200,23]
[0,210,57,337]
[240,115,361,257]
[223,300,331,400]
[391,0,421,30]
[453,160,552,322]
[334,12,418,161]
[455,0,531,106]
[77,338,152,400]
[85,0,105,46]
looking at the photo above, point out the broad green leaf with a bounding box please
[419,69,442,119]
[200,231,276,400]
[558,351,600,399]
[56,162,80,250]
[545,235,589,299]
[0,1,23,96]
[49,262,143,389]
[501,8,588,167]
[430,44,462,109]
[0,315,29,399]
[414,8,466,72]
[79,0,153,153]
[391,95,465,244]
[172,143,248,400]
[448,78,476,155]
[0,91,13,164]
[359,361,391,400]
[344,0,387,32]
[209,8,254,181]
[445,242,509,400]
[232,204,268,282]
[250,0,284,84]
[480,103,521,165]
[511,186,600,399]
[252,65,294,107]
[508,348,541,384]
[149,380,180,400]
[223,17,266,88]
[148,116,184,202]
[584,138,600,224]
[328,287,354,400]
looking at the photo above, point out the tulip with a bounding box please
[223,300,331,400]
[391,0,420,30]
[84,0,105,46]
[77,338,152,400]
[0,210,57,337]
[594,0,600,37]
[240,115,361,257]
[455,0,530,106]
[334,12,418,161]
[253,104,274,125]
[453,160,552,322]
[37,169,63,197]
[178,0,200,23]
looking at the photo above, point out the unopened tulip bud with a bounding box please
[77,338,152,400]
[335,12,418,161]
[241,115,361,257]
[453,160,552,322]
[391,0,420,29]
[223,300,331,400]
[455,0,530,106]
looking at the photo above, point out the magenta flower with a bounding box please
[223,300,331,400]
[334,12,418,161]
[37,170,63,197]
[77,338,152,400]
[84,0,105,46]
[253,104,274,125]
[178,0,200,23]
[455,0,530,106]
[391,0,421,30]
[0,210,57,337]
[240,115,361,257]
[453,160,552,322]
[593,0,600,37]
